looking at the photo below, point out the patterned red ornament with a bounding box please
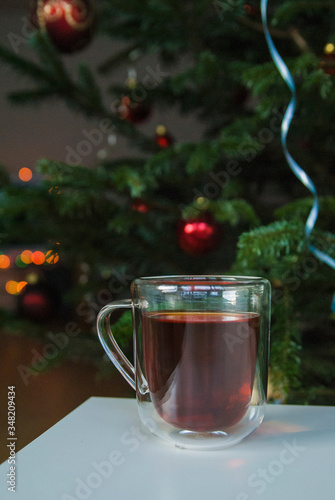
[177,213,222,256]
[31,0,95,53]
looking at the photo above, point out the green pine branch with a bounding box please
[270,288,302,396]
[0,31,157,151]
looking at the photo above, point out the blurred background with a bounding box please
[0,1,139,463]
[1,0,335,463]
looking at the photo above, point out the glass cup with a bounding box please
[97,276,271,450]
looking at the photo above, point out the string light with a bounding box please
[0,249,60,276]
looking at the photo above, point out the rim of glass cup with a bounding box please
[133,275,269,286]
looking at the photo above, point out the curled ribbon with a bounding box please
[260,0,335,312]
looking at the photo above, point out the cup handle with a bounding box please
[96,299,135,390]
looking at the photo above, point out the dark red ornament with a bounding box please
[243,3,261,16]
[131,198,150,213]
[177,213,222,256]
[18,284,55,322]
[31,0,95,54]
[155,125,174,148]
[115,96,151,124]
[320,51,335,75]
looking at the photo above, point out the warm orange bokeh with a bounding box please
[5,281,28,295]
[0,255,10,269]
[32,251,45,265]
[18,167,33,182]
[21,250,33,265]
[45,250,60,264]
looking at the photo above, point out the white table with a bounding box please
[1,397,335,500]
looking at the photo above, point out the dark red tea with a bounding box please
[142,311,260,431]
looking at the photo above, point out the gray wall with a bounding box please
[0,6,202,180]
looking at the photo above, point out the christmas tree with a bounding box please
[0,0,334,403]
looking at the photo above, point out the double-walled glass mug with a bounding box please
[97,276,271,450]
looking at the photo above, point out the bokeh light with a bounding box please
[48,186,61,194]
[6,281,17,295]
[17,281,28,293]
[45,250,59,264]
[18,167,33,182]
[5,281,28,295]
[15,254,28,268]
[0,249,60,271]
[32,251,45,265]
[0,255,10,269]
[26,272,39,285]
[324,43,335,54]
[21,250,33,265]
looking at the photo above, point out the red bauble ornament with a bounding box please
[115,95,151,124]
[243,3,261,16]
[131,198,150,213]
[31,0,95,53]
[18,284,55,322]
[155,125,174,148]
[177,213,222,256]
[320,45,335,75]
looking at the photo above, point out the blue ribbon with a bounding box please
[260,0,335,312]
